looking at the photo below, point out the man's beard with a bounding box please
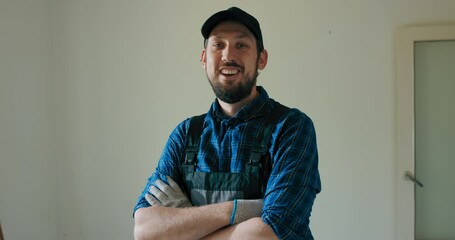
[207,65,259,104]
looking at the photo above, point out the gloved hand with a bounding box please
[230,199,263,225]
[146,176,192,208]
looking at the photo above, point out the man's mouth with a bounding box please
[220,68,240,75]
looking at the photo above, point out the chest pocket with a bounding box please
[181,103,288,206]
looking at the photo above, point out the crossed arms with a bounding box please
[134,203,277,240]
[133,177,278,240]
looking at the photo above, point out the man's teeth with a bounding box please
[221,69,239,75]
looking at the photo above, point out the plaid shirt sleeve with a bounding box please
[262,109,321,240]
[133,119,189,216]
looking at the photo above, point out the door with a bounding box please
[414,40,455,240]
[397,26,455,240]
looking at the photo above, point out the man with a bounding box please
[133,7,321,240]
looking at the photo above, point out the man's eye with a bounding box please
[237,43,248,49]
[212,43,224,48]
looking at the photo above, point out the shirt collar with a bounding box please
[210,86,271,121]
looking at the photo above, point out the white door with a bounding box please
[397,26,455,240]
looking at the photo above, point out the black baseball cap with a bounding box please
[201,7,264,52]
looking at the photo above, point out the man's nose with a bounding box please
[221,45,237,63]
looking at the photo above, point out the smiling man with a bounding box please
[133,7,321,240]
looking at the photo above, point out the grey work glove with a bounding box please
[230,199,263,225]
[146,176,192,208]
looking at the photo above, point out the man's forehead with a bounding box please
[208,21,255,39]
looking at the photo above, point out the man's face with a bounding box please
[201,21,267,104]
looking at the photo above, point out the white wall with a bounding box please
[0,0,57,239]
[1,0,455,240]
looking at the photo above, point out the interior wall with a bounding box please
[0,0,57,239]
[1,0,455,240]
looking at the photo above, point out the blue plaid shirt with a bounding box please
[134,87,321,239]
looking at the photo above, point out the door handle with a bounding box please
[404,171,424,187]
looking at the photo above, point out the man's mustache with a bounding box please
[222,61,243,69]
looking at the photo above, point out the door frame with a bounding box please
[396,25,455,240]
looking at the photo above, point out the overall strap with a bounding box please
[246,102,289,197]
[248,103,289,167]
[183,113,206,173]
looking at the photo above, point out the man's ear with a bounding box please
[201,49,207,69]
[258,49,268,70]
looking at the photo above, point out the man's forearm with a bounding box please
[134,201,233,240]
[200,217,278,240]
